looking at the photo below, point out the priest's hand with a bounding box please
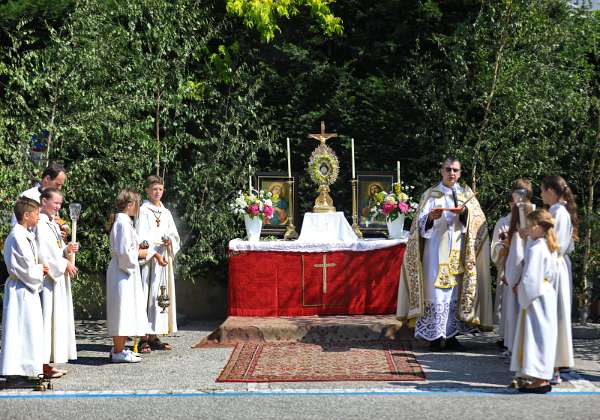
[66,260,78,277]
[428,208,444,221]
[67,242,79,254]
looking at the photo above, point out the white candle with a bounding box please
[397,161,401,185]
[248,164,252,194]
[351,138,356,179]
[287,137,292,179]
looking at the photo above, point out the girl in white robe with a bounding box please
[0,198,47,379]
[502,180,535,357]
[510,209,560,393]
[541,176,578,381]
[135,175,179,351]
[37,188,79,376]
[106,189,159,363]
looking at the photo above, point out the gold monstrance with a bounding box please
[307,121,339,213]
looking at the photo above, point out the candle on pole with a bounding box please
[286,137,292,179]
[397,161,401,184]
[248,164,252,194]
[351,138,356,179]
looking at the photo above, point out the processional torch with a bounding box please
[513,188,529,228]
[68,203,82,265]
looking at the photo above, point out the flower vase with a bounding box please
[244,214,262,242]
[386,214,405,239]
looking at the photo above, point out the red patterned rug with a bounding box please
[217,341,425,382]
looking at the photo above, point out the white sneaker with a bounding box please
[111,350,141,363]
[125,348,140,356]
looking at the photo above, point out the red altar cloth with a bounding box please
[227,244,406,316]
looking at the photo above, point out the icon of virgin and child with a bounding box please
[263,182,289,226]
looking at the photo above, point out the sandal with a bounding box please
[138,340,152,353]
[43,367,63,379]
[148,338,172,351]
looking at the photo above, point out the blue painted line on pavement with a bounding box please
[1,389,599,399]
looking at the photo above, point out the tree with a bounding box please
[225,0,343,42]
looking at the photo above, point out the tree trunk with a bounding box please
[155,87,162,176]
[579,111,600,324]
[471,3,512,192]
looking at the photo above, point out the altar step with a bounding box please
[193,315,414,348]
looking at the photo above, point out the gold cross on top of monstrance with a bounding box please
[308,121,338,145]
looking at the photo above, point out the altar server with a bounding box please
[541,176,578,383]
[502,180,535,358]
[135,175,178,352]
[37,188,79,377]
[490,194,512,346]
[106,189,159,363]
[0,198,48,379]
[510,209,560,393]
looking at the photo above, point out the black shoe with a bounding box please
[518,384,552,394]
[429,338,445,351]
[445,336,466,351]
[496,339,507,350]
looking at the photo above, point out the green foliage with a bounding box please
[1,0,599,315]
[226,0,343,42]
[0,0,275,317]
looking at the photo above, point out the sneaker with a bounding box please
[111,350,141,363]
[125,348,141,357]
[550,372,562,385]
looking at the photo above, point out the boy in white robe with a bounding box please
[106,189,160,363]
[135,175,179,352]
[541,176,577,384]
[0,198,48,381]
[510,209,560,394]
[37,188,79,377]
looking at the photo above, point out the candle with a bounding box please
[351,138,356,179]
[248,164,252,194]
[286,137,292,179]
[397,161,401,186]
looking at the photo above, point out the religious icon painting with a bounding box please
[256,172,299,237]
[356,171,395,236]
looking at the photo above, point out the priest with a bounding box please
[10,162,67,226]
[396,157,493,351]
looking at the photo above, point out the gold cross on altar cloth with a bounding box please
[308,121,338,145]
[313,255,336,294]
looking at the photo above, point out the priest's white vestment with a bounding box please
[135,200,180,334]
[549,202,574,368]
[37,213,77,363]
[0,224,45,377]
[491,213,510,337]
[396,182,493,340]
[106,213,154,337]
[510,238,559,380]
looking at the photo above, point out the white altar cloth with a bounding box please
[297,212,358,243]
[228,237,406,253]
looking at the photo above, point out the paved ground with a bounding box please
[1,320,600,419]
